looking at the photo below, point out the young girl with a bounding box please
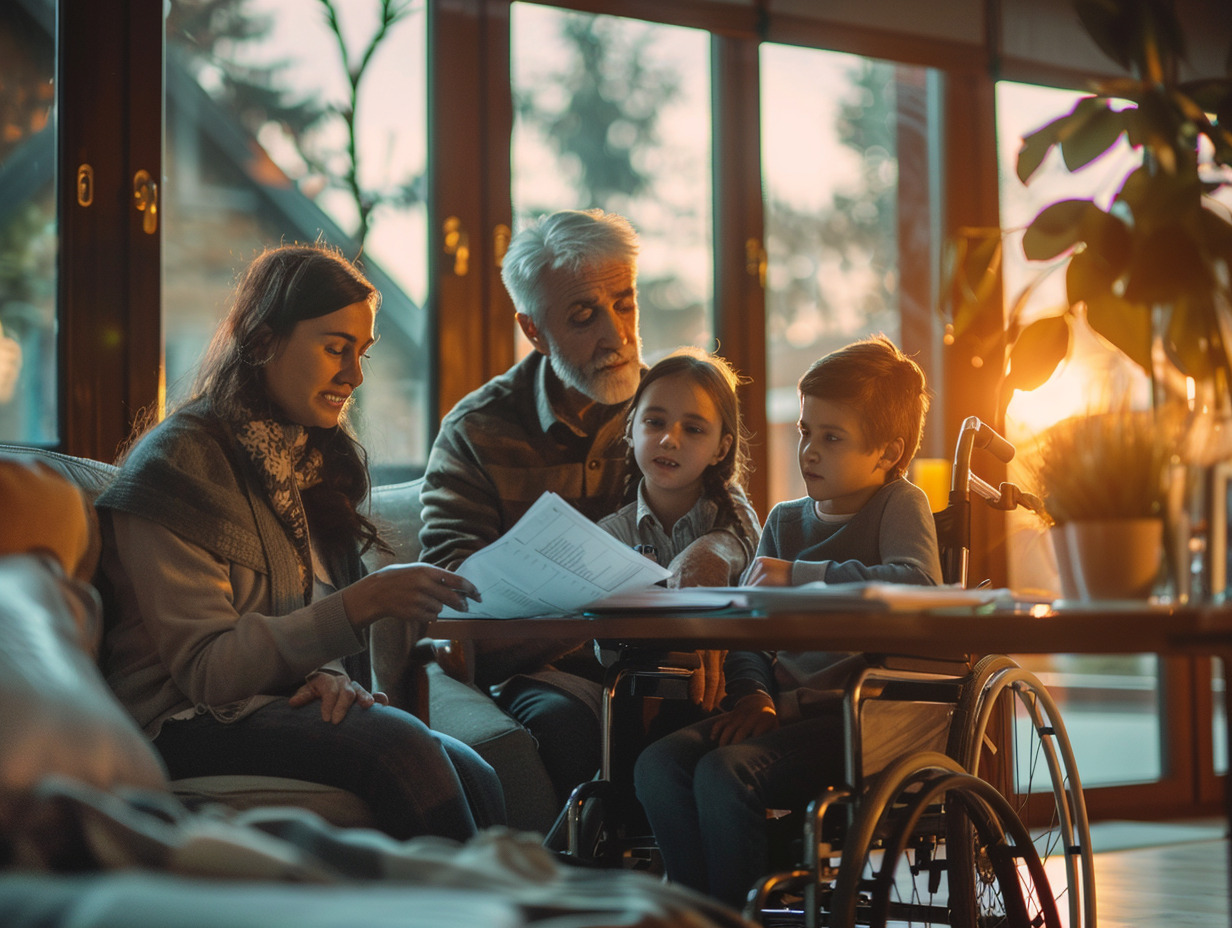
[597,347,760,714]
[598,346,759,586]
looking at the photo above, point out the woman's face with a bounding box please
[261,300,376,428]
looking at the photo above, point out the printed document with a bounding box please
[438,491,671,618]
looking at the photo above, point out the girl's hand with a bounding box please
[709,691,778,746]
[743,556,793,587]
[289,671,390,724]
[342,562,481,632]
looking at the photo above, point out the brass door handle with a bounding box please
[133,169,158,234]
[443,216,469,276]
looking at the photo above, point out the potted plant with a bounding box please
[943,0,1232,601]
[946,0,1232,412]
[1033,408,1174,599]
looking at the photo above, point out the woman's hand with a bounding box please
[743,556,793,587]
[342,562,481,633]
[709,691,778,746]
[289,671,390,724]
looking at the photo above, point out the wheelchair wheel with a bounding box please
[829,753,1060,928]
[947,656,1095,928]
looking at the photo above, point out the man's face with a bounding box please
[521,260,642,406]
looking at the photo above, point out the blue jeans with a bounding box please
[154,698,506,841]
[496,676,601,807]
[633,711,844,909]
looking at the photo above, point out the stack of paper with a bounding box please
[438,492,671,619]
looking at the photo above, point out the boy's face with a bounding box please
[797,395,899,515]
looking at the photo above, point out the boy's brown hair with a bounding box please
[797,334,929,480]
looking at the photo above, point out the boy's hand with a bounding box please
[744,556,793,587]
[710,691,778,746]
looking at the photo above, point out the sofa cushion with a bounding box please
[170,776,375,829]
[0,553,170,793]
[426,665,558,834]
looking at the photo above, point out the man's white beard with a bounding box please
[550,348,641,406]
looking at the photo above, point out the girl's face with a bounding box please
[797,394,898,515]
[632,371,732,498]
[261,300,376,428]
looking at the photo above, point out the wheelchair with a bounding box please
[564,416,1094,928]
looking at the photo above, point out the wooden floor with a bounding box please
[1092,836,1229,927]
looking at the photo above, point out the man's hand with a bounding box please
[667,531,744,588]
[709,691,777,746]
[743,556,793,587]
[688,649,727,711]
[289,672,389,724]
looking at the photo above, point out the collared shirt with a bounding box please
[598,478,725,571]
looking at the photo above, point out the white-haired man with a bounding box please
[420,208,754,813]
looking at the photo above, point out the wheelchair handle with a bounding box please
[951,416,1014,498]
[969,417,1015,463]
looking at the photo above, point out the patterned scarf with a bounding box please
[232,414,324,599]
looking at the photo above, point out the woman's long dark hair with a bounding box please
[193,242,389,557]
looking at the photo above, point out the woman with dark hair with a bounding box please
[97,242,505,841]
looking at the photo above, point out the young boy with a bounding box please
[633,335,943,909]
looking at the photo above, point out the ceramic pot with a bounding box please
[1050,518,1164,601]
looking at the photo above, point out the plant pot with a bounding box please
[1050,518,1164,601]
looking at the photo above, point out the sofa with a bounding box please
[0,447,752,927]
[0,443,559,836]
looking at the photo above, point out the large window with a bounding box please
[761,45,941,504]
[510,4,713,360]
[0,1,56,445]
[996,79,1167,789]
[164,0,429,480]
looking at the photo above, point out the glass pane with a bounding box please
[996,80,1166,788]
[510,4,712,359]
[165,0,429,481]
[761,47,938,504]
[1013,653,1163,787]
[0,2,57,445]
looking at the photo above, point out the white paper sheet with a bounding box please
[438,491,672,619]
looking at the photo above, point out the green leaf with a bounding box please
[1125,224,1212,304]
[1060,101,1129,171]
[945,230,1003,340]
[1017,112,1069,184]
[1077,206,1132,276]
[1166,294,1222,380]
[1084,288,1153,373]
[1199,209,1232,266]
[1022,199,1097,261]
[1074,0,1136,72]
[1005,314,1071,394]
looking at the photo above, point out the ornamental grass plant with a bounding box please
[1032,408,1173,525]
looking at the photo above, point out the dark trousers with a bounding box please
[154,697,506,841]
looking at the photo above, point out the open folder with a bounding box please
[437,491,671,619]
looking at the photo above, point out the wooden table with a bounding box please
[431,600,1232,909]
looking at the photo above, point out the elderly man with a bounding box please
[420,208,753,810]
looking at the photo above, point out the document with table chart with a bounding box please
[437,491,672,619]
